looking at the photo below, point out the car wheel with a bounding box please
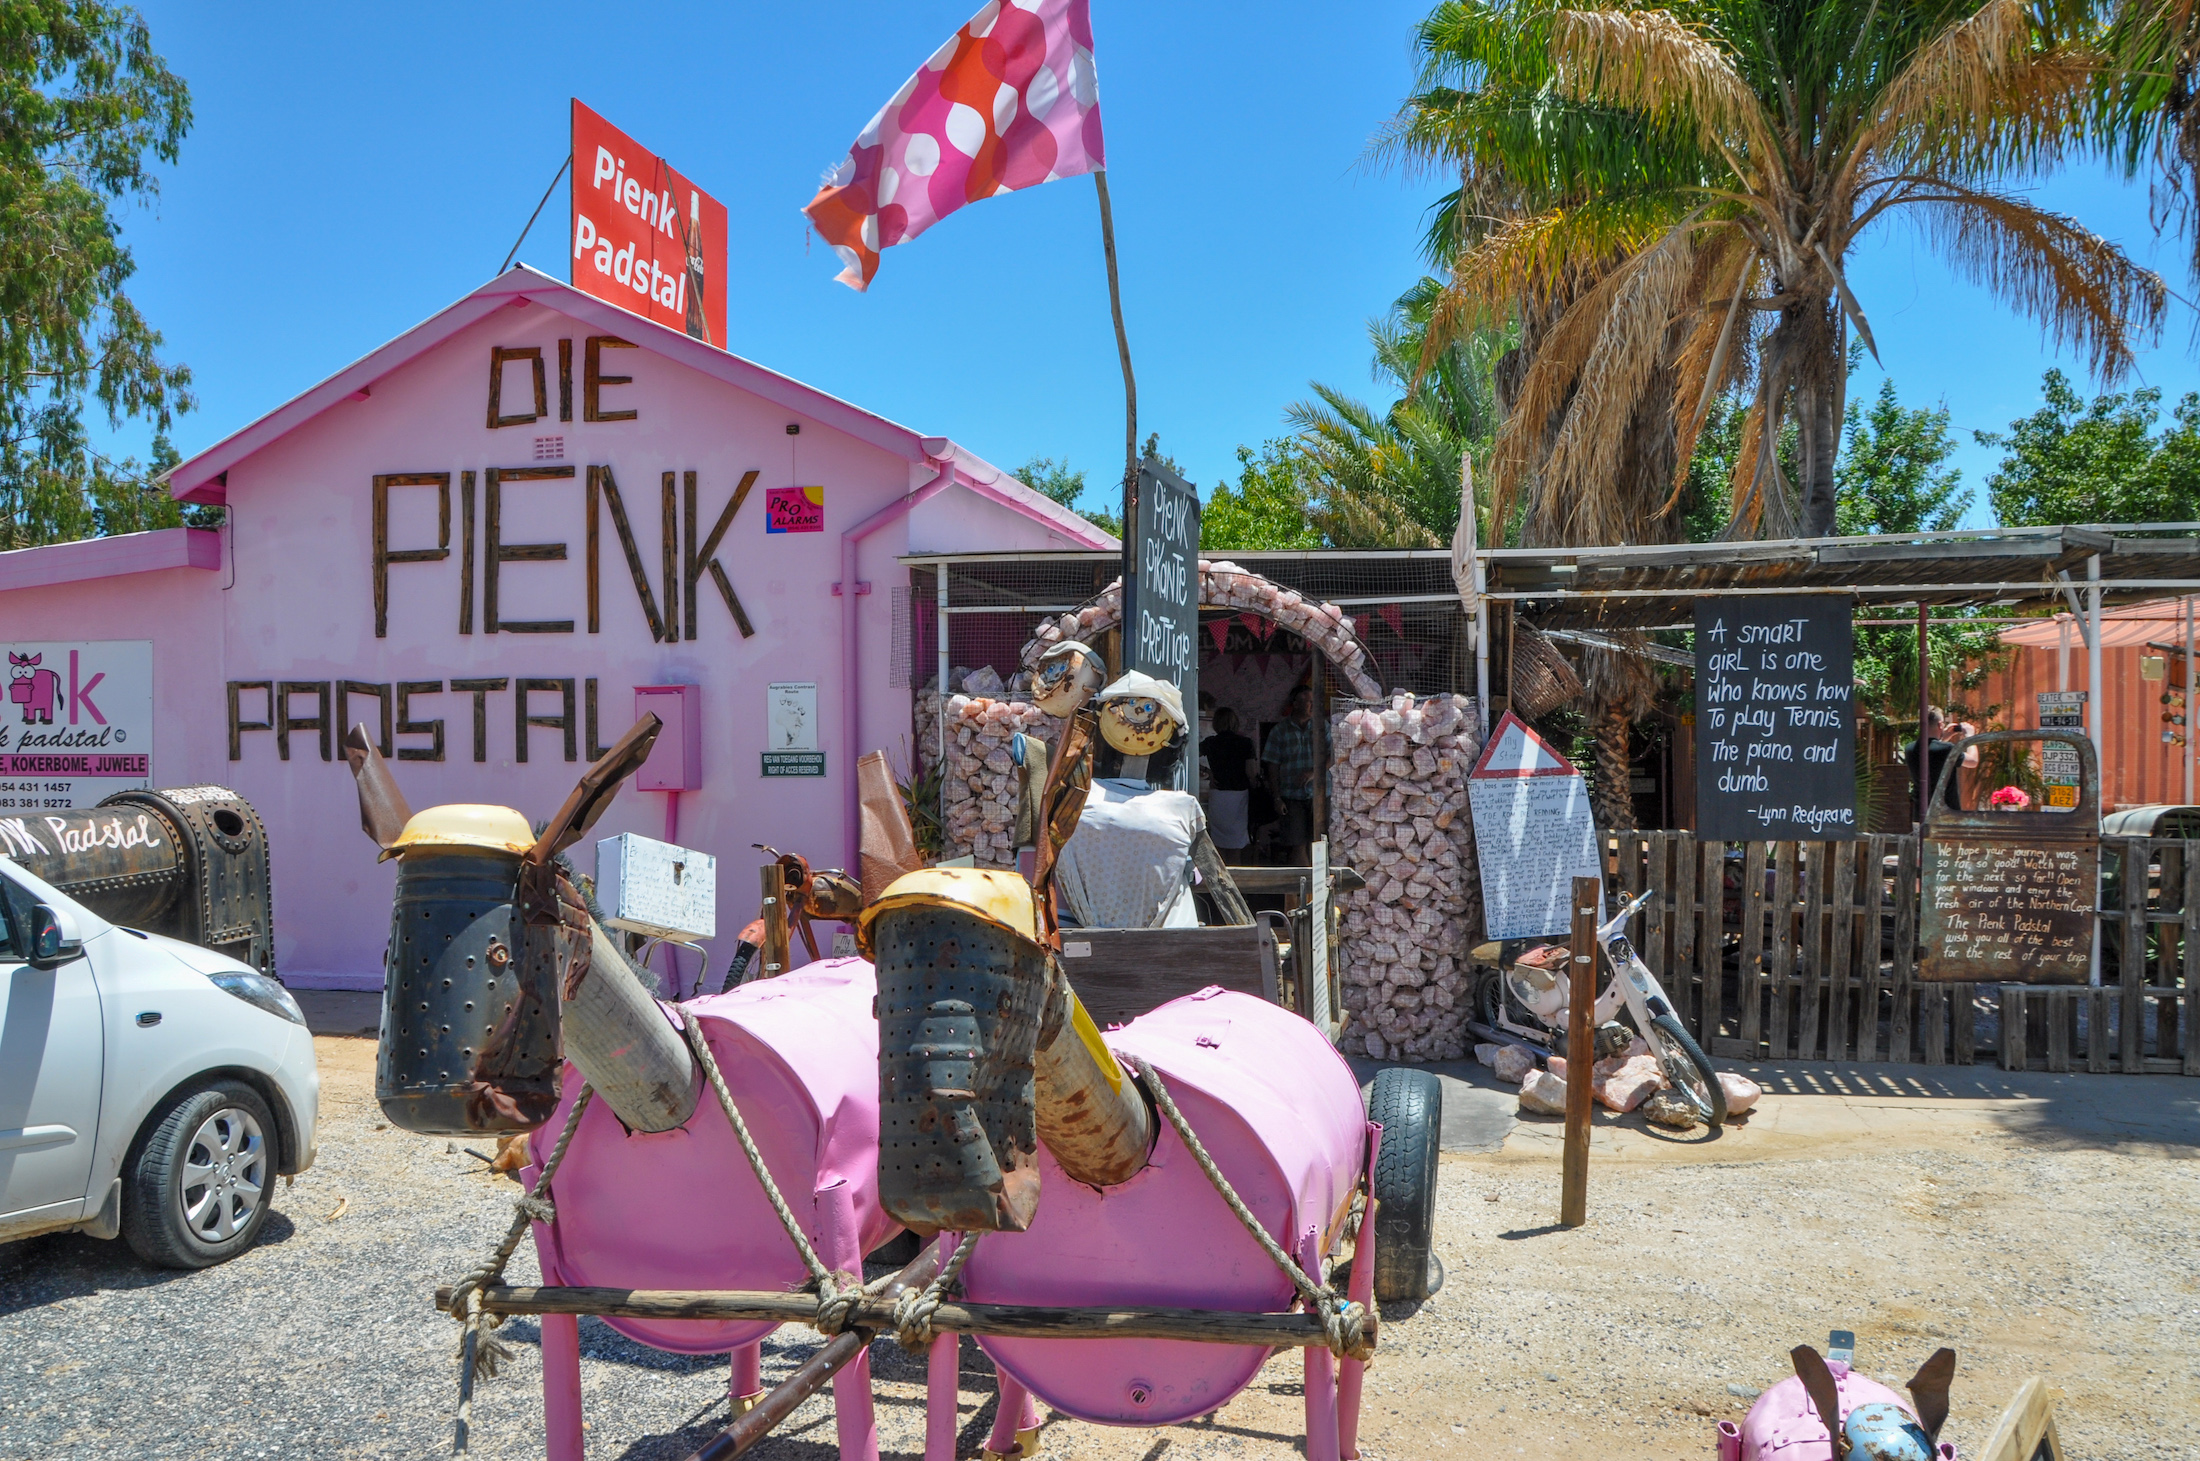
[121,1080,278,1269]
[1366,1067,1443,1303]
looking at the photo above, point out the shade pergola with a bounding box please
[1459,525,2200,815]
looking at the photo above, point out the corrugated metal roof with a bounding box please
[1482,527,2200,630]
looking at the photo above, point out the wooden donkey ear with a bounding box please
[343,723,415,854]
[1906,1348,1956,1442]
[524,713,661,866]
[1791,1346,1849,1458]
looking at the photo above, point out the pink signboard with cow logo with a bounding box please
[1,640,153,810]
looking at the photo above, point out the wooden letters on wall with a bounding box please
[231,677,621,765]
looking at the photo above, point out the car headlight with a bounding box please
[208,968,307,1026]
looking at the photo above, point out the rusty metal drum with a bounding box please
[377,846,564,1135]
[0,785,276,975]
[863,869,1051,1233]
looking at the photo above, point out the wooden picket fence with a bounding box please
[1603,832,2200,1074]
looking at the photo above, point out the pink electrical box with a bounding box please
[633,685,702,791]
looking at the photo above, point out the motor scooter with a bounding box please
[1469,887,1728,1124]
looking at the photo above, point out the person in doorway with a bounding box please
[1905,706,1979,817]
[1263,685,1320,866]
[1201,707,1259,856]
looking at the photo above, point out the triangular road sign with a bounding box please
[1470,710,1579,779]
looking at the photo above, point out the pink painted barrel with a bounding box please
[526,957,896,1354]
[963,988,1366,1425]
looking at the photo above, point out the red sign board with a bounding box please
[765,486,824,534]
[569,100,727,347]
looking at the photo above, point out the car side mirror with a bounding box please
[26,902,84,969]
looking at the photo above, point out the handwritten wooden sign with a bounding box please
[1920,841,2095,983]
[1693,595,1857,840]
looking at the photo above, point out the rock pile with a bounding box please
[915,672,1060,869]
[1330,692,1483,1062]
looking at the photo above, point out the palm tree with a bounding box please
[1396,0,2165,541]
[1288,279,1513,547]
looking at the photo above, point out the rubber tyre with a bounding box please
[1644,1013,1728,1126]
[1366,1068,1442,1303]
[121,1080,278,1270]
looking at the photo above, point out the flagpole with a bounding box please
[1094,168,1137,607]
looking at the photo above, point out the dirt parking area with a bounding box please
[4,1011,2196,1460]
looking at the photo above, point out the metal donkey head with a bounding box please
[343,716,660,1137]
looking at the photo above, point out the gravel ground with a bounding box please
[4,1034,2196,1460]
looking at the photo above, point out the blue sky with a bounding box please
[115,2,2200,530]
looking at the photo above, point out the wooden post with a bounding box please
[1560,875,1598,1229]
[761,861,791,978]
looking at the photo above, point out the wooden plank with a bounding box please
[2087,987,2113,1074]
[1952,981,1976,1066]
[1061,926,1275,1028]
[2121,838,2147,1073]
[437,1284,1358,1351]
[1768,845,1798,1060]
[1827,840,1857,1062]
[1975,1377,2062,1461]
[1887,837,1919,1063]
[1561,876,1598,1230]
[2045,989,2071,1073]
[1918,986,1946,1064]
[1999,985,2027,1071]
[2186,843,2200,1076]
[1739,841,1768,1057]
[1640,833,1668,997]
[1698,838,1724,1044]
[2158,843,2183,1063]
[1860,835,1888,1061]
[1799,842,1827,1061]
[1674,833,1700,1035]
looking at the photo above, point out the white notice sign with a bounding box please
[768,682,818,752]
[0,640,153,811]
[1468,712,1603,940]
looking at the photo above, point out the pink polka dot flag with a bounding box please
[803,0,1105,292]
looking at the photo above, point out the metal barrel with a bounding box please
[0,803,186,927]
[378,847,563,1135]
[872,903,1048,1232]
[0,787,277,976]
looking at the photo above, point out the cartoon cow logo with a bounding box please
[8,653,62,724]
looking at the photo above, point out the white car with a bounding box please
[0,854,318,1268]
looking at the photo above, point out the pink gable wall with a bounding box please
[1,295,1079,987]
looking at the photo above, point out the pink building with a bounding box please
[0,266,1112,988]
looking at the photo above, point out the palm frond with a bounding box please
[1907,183,2167,379]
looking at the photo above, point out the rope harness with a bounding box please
[445,1007,980,1452]
[449,1084,593,1454]
[1128,1056,1375,1365]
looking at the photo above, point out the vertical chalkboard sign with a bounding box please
[1126,458,1200,790]
[1694,595,1857,840]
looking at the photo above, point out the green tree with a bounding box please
[1396,0,2161,541]
[1289,278,1512,548]
[1013,455,1086,510]
[1,3,195,549]
[1977,367,2200,524]
[1201,440,1321,550]
[1834,379,1971,535]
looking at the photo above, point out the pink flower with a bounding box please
[1990,785,2032,809]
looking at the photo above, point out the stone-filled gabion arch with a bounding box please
[1016,559,1386,700]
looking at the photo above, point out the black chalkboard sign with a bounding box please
[1126,458,1200,789]
[1694,595,1856,841]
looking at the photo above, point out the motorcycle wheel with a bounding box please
[1644,1012,1728,1126]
